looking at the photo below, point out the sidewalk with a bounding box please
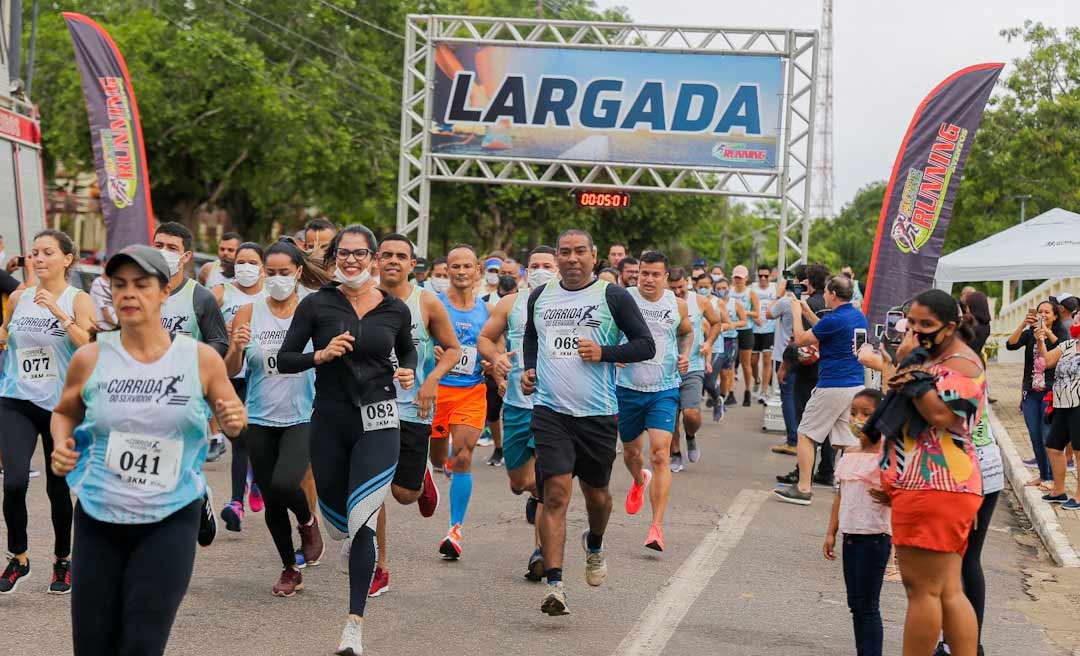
[989,362,1080,567]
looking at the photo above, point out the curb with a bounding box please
[989,406,1080,567]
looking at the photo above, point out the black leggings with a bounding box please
[310,398,399,617]
[0,397,72,557]
[71,500,200,656]
[229,378,249,503]
[245,422,312,568]
[962,490,999,644]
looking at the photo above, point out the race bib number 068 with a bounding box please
[362,399,399,432]
[546,327,581,359]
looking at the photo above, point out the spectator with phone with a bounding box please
[775,275,868,506]
[1006,299,1068,491]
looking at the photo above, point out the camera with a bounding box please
[781,269,804,300]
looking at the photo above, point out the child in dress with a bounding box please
[823,388,889,656]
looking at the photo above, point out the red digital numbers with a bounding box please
[574,190,630,208]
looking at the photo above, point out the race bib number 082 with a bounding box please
[362,399,399,432]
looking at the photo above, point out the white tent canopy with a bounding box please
[935,207,1080,288]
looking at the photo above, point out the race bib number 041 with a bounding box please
[546,327,581,359]
[105,431,183,492]
[362,399,399,432]
[17,346,58,381]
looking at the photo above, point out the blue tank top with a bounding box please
[244,299,315,427]
[729,287,753,331]
[686,294,706,373]
[439,291,488,388]
[394,286,437,424]
[0,286,81,411]
[722,297,740,339]
[67,332,210,524]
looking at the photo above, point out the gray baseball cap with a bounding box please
[105,244,170,284]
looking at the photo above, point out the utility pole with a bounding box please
[810,0,834,220]
[1012,194,1032,297]
[7,0,21,81]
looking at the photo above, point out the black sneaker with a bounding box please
[525,548,545,582]
[742,391,751,407]
[776,469,798,485]
[773,484,812,506]
[49,559,71,595]
[705,396,716,408]
[1042,493,1069,504]
[724,392,737,406]
[487,448,504,467]
[0,556,30,594]
[813,474,835,488]
[525,496,539,525]
[198,491,217,547]
[932,642,949,656]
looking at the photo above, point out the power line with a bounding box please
[313,0,404,41]
[220,0,400,84]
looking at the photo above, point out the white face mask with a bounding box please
[233,263,261,288]
[430,277,450,294]
[710,274,721,283]
[527,268,556,290]
[158,249,183,276]
[485,271,500,286]
[265,274,298,301]
[334,266,371,289]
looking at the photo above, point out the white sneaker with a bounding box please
[477,436,494,447]
[581,531,607,587]
[335,617,363,655]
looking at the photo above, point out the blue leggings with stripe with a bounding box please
[310,398,399,617]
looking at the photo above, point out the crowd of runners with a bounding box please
[0,218,1061,656]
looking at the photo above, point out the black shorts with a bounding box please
[392,420,430,491]
[531,405,617,490]
[737,329,754,352]
[1047,407,1080,451]
[485,375,503,423]
[752,332,774,353]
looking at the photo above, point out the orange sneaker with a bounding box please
[645,524,665,552]
[439,524,462,560]
[625,469,652,515]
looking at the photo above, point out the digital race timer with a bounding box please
[573,190,630,208]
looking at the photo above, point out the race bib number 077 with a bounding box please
[17,346,58,381]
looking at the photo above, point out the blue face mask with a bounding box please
[716,289,730,299]
[696,288,711,297]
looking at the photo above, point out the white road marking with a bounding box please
[612,489,769,656]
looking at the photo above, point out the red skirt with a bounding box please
[887,486,983,555]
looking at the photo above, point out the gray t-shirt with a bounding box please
[769,295,795,361]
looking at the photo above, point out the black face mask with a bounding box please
[221,259,236,278]
[913,325,949,354]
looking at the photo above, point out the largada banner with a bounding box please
[863,63,1003,325]
[432,44,783,170]
[64,12,154,256]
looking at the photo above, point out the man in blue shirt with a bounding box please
[775,275,867,506]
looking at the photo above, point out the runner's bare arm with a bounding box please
[223,303,253,378]
[199,342,247,438]
[478,293,513,375]
[423,292,462,383]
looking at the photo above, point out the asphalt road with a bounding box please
[3,401,1070,655]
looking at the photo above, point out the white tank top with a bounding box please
[0,286,81,410]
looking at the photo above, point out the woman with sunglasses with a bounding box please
[277,224,416,656]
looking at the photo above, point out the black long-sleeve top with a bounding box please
[278,284,417,407]
[522,279,655,371]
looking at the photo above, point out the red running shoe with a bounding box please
[625,469,652,515]
[368,566,390,597]
[645,524,665,552]
[418,463,440,518]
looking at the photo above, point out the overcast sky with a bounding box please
[604,0,1080,214]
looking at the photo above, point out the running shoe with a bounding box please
[221,500,244,533]
[0,556,29,594]
[49,558,71,595]
[272,567,303,597]
[205,437,226,463]
[752,381,760,396]
[776,469,798,485]
[742,390,751,407]
[705,396,716,408]
[669,454,684,473]
[1022,458,1039,469]
[712,403,724,422]
[249,483,264,513]
[368,566,390,597]
[439,524,463,560]
[687,438,700,463]
[757,394,768,405]
[198,491,217,547]
[298,515,325,567]
[645,524,665,552]
[487,448,504,467]
[932,642,948,656]
[525,496,539,525]
[418,464,440,518]
[1063,498,1080,511]
[335,617,364,656]
[774,485,812,506]
[813,473,835,488]
[1043,493,1069,504]
[294,549,307,569]
[581,531,607,587]
[771,444,797,456]
[525,548,545,582]
[477,428,494,447]
[725,392,737,406]
[541,581,569,616]
[625,469,652,515]
[29,468,40,479]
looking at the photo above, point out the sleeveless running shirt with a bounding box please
[753,282,777,334]
[686,294,706,373]
[67,332,210,524]
[729,286,753,333]
[205,260,233,289]
[504,291,533,410]
[244,298,315,426]
[221,283,266,328]
[161,278,202,341]
[532,279,622,417]
[721,297,740,340]
[439,291,488,388]
[394,286,436,424]
[618,287,681,392]
[0,286,80,410]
